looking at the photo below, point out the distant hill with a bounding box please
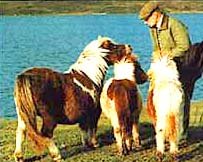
[1,1,203,15]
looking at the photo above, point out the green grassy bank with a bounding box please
[0,101,203,162]
[1,1,203,16]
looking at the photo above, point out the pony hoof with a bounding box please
[118,148,129,156]
[53,158,62,162]
[52,154,62,162]
[92,142,100,148]
[123,150,129,156]
[171,152,179,161]
[127,145,132,152]
[84,141,100,149]
[15,157,24,162]
[14,152,24,162]
[156,151,164,162]
[134,142,142,150]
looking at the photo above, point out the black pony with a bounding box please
[174,41,203,137]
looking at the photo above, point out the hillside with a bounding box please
[1,1,203,15]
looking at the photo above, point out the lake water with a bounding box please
[0,14,203,118]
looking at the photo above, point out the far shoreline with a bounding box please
[2,11,203,17]
[1,1,203,16]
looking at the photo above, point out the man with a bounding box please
[139,1,192,140]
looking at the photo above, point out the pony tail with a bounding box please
[14,74,49,152]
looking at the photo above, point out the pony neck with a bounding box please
[67,54,109,87]
[153,64,181,87]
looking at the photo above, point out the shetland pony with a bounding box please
[100,54,148,155]
[147,56,185,157]
[13,36,132,162]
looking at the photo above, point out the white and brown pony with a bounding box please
[147,56,185,158]
[147,41,203,141]
[100,54,148,155]
[13,36,132,162]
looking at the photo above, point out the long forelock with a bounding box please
[83,39,111,56]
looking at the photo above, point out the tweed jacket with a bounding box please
[150,14,191,60]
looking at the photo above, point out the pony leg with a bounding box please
[169,140,178,155]
[88,128,99,148]
[83,127,99,148]
[14,113,26,162]
[169,115,179,156]
[125,132,133,152]
[79,123,90,147]
[155,123,165,155]
[41,119,61,162]
[47,140,62,162]
[110,111,126,155]
[132,110,141,149]
[181,81,195,140]
[113,127,124,155]
[132,123,141,148]
[169,129,179,159]
[88,108,101,148]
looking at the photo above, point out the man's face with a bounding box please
[144,11,158,28]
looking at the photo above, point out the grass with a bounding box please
[1,1,203,16]
[0,101,203,162]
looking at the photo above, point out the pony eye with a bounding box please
[101,40,111,49]
[109,43,117,49]
[135,61,140,67]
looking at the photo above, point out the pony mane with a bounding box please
[68,36,113,86]
[148,56,180,83]
[182,41,203,67]
[114,54,138,81]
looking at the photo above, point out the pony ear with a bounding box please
[97,35,102,40]
[128,54,138,62]
[133,54,138,60]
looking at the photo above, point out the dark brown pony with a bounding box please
[13,36,132,162]
[100,54,148,155]
[175,41,203,138]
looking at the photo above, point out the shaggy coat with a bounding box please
[147,41,203,140]
[147,56,184,156]
[100,54,148,155]
[14,36,132,162]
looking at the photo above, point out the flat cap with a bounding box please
[139,1,159,20]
